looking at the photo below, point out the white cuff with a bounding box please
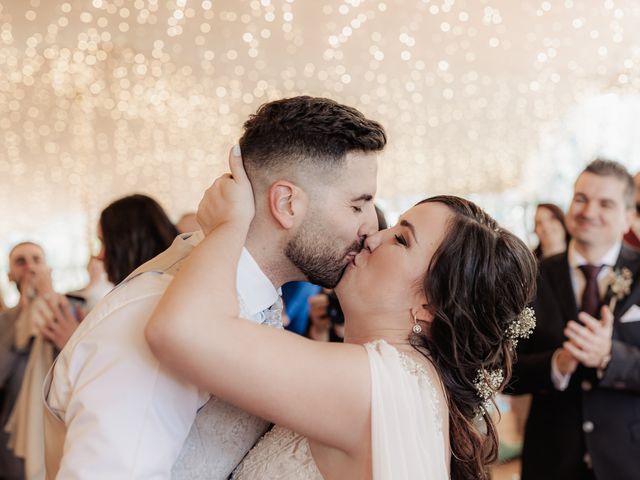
[551,349,572,391]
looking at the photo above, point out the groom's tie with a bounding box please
[261,297,284,329]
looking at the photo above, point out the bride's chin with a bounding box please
[334,272,352,297]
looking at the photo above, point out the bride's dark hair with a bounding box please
[410,196,537,480]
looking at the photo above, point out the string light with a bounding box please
[1,0,640,299]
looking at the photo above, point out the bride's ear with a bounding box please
[268,180,309,230]
[412,299,434,325]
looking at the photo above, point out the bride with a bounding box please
[145,153,537,479]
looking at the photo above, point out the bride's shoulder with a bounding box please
[365,339,450,472]
[365,340,445,397]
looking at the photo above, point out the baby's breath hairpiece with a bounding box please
[473,368,504,415]
[473,307,537,411]
[505,306,536,350]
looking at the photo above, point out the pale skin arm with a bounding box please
[145,148,370,455]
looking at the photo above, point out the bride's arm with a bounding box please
[145,149,370,456]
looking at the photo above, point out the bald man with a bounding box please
[0,242,79,479]
[0,242,50,479]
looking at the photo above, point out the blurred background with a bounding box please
[2,0,640,303]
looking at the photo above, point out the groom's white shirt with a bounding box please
[44,231,279,479]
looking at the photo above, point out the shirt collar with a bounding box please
[183,230,279,317]
[237,247,280,317]
[568,240,622,269]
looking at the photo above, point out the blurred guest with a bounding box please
[622,172,640,250]
[307,289,346,342]
[98,194,179,285]
[0,291,6,313]
[0,242,80,480]
[533,203,570,259]
[176,212,200,234]
[510,160,640,480]
[1,195,175,479]
[282,281,321,335]
[67,256,113,311]
[512,202,570,452]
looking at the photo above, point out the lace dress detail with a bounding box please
[381,341,445,439]
[232,340,449,480]
[172,396,272,480]
[231,426,323,479]
[368,340,449,479]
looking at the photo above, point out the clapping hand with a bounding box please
[563,305,614,369]
[555,347,579,376]
[197,145,255,236]
[40,294,85,350]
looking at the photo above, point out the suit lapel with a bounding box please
[611,246,640,318]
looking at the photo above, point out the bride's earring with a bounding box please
[412,311,422,334]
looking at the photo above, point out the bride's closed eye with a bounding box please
[394,234,408,247]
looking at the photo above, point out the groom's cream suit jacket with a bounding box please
[43,231,280,479]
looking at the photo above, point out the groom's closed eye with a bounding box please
[350,194,373,214]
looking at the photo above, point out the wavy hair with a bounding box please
[410,196,537,480]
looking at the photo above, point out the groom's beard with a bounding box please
[285,228,361,289]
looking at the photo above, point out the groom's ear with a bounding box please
[268,180,309,230]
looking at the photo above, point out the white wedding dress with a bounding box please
[232,340,450,479]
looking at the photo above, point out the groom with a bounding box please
[43,96,386,479]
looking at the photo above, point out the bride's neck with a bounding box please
[343,312,415,351]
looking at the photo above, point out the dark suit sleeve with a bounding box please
[509,341,556,395]
[508,258,567,396]
[509,292,557,395]
[598,339,640,393]
[0,310,17,387]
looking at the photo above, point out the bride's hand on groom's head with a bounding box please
[197,145,255,235]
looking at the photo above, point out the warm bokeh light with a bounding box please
[2,0,640,303]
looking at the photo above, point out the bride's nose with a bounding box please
[363,230,383,252]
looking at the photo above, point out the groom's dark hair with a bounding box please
[239,96,386,187]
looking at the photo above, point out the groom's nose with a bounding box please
[358,204,379,238]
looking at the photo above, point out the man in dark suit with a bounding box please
[510,159,640,480]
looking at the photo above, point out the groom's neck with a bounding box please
[245,228,301,289]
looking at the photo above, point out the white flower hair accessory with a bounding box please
[473,368,504,401]
[505,306,536,350]
[473,368,504,415]
[473,307,537,411]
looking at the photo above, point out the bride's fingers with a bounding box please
[228,145,249,185]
